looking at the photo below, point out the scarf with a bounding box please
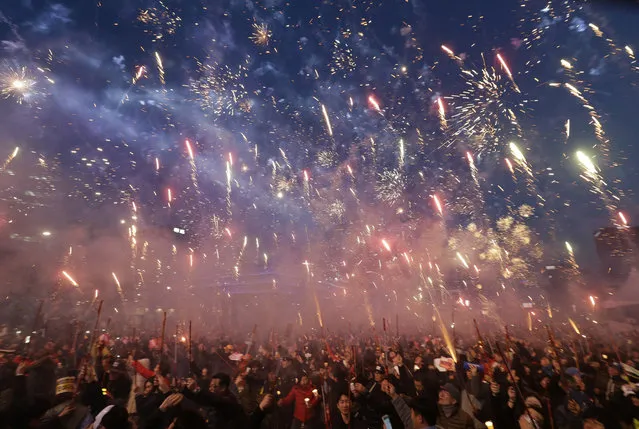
[441,404,457,418]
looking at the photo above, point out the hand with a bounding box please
[186,378,198,392]
[58,404,76,417]
[159,393,184,411]
[490,381,500,395]
[260,394,274,411]
[381,380,397,399]
[277,399,284,407]
[16,362,28,376]
[235,375,246,387]
[567,399,581,415]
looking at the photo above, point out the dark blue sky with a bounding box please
[1,0,639,301]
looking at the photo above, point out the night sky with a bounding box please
[1,0,639,316]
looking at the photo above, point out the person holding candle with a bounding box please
[277,374,320,429]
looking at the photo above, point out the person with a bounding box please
[331,392,368,429]
[437,383,474,429]
[407,396,441,429]
[92,404,131,429]
[183,372,244,429]
[135,379,164,429]
[277,374,320,429]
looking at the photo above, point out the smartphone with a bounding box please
[382,414,393,429]
[350,382,355,391]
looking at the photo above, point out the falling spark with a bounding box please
[2,147,19,170]
[381,239,391,252]
[436,97,447,129]
[456,252,469,269]
[132,65,146,84]
[368,95,381,112]
[565,241,573,255]
[589,295,596,309]
[320,104,333,136]
[441,45,455,57]
[565,120,570,139]
[155,157,160,171]
[167,188,172,204]
[496,53,520,92]
[62,271,79,287]
[560,59,573,69]
[155,51,165,86]
[432,194,444,216]
[575,151,597,179]
[619,212,629,226]
[185,140,194,160]
[568,318,581,335]
[505,158,515,174]
[398,139,405,168]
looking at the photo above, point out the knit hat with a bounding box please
[441,383,461,403]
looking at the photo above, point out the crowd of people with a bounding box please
[1,320,639,429]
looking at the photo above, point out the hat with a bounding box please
[55,377,75,396]
[441,383,461,403]
[374,365,385,374]
[353,375,368,386]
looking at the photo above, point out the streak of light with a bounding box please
[321,104,333,136]
[62,271,79,287]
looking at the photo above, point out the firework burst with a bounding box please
[250,22,272,47]
[376,169,406,207]
[1,66,37,104]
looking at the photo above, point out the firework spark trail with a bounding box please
[226,159,232,217]
[62,271,79,287]
[368,95,382,113]
[508,142,546,206]
[432,194,444,217]
[437,97,447,129]
[185,140,200,194]
[320,104,333,136]
[552,80,610,158]
[1,146,19,170]
[496,53,521,93]
[112,272,124,300]
[575,150,619,224]
[443,50,525,155]
[1,67,37,104]
[120,65,147,105]
[234,235,248,277]
[155,51,165,86]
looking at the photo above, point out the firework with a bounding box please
[368,95,381,112]
[250,22,272,47]
[154,52,165,86]
[381,239,392,252]
[1,66,36,103]
[376,169,405,207]
[62,271,79,287]
[437,97,447,129]
[432,194,444,217]
[445,52,524,154]
[320,104,333,136]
